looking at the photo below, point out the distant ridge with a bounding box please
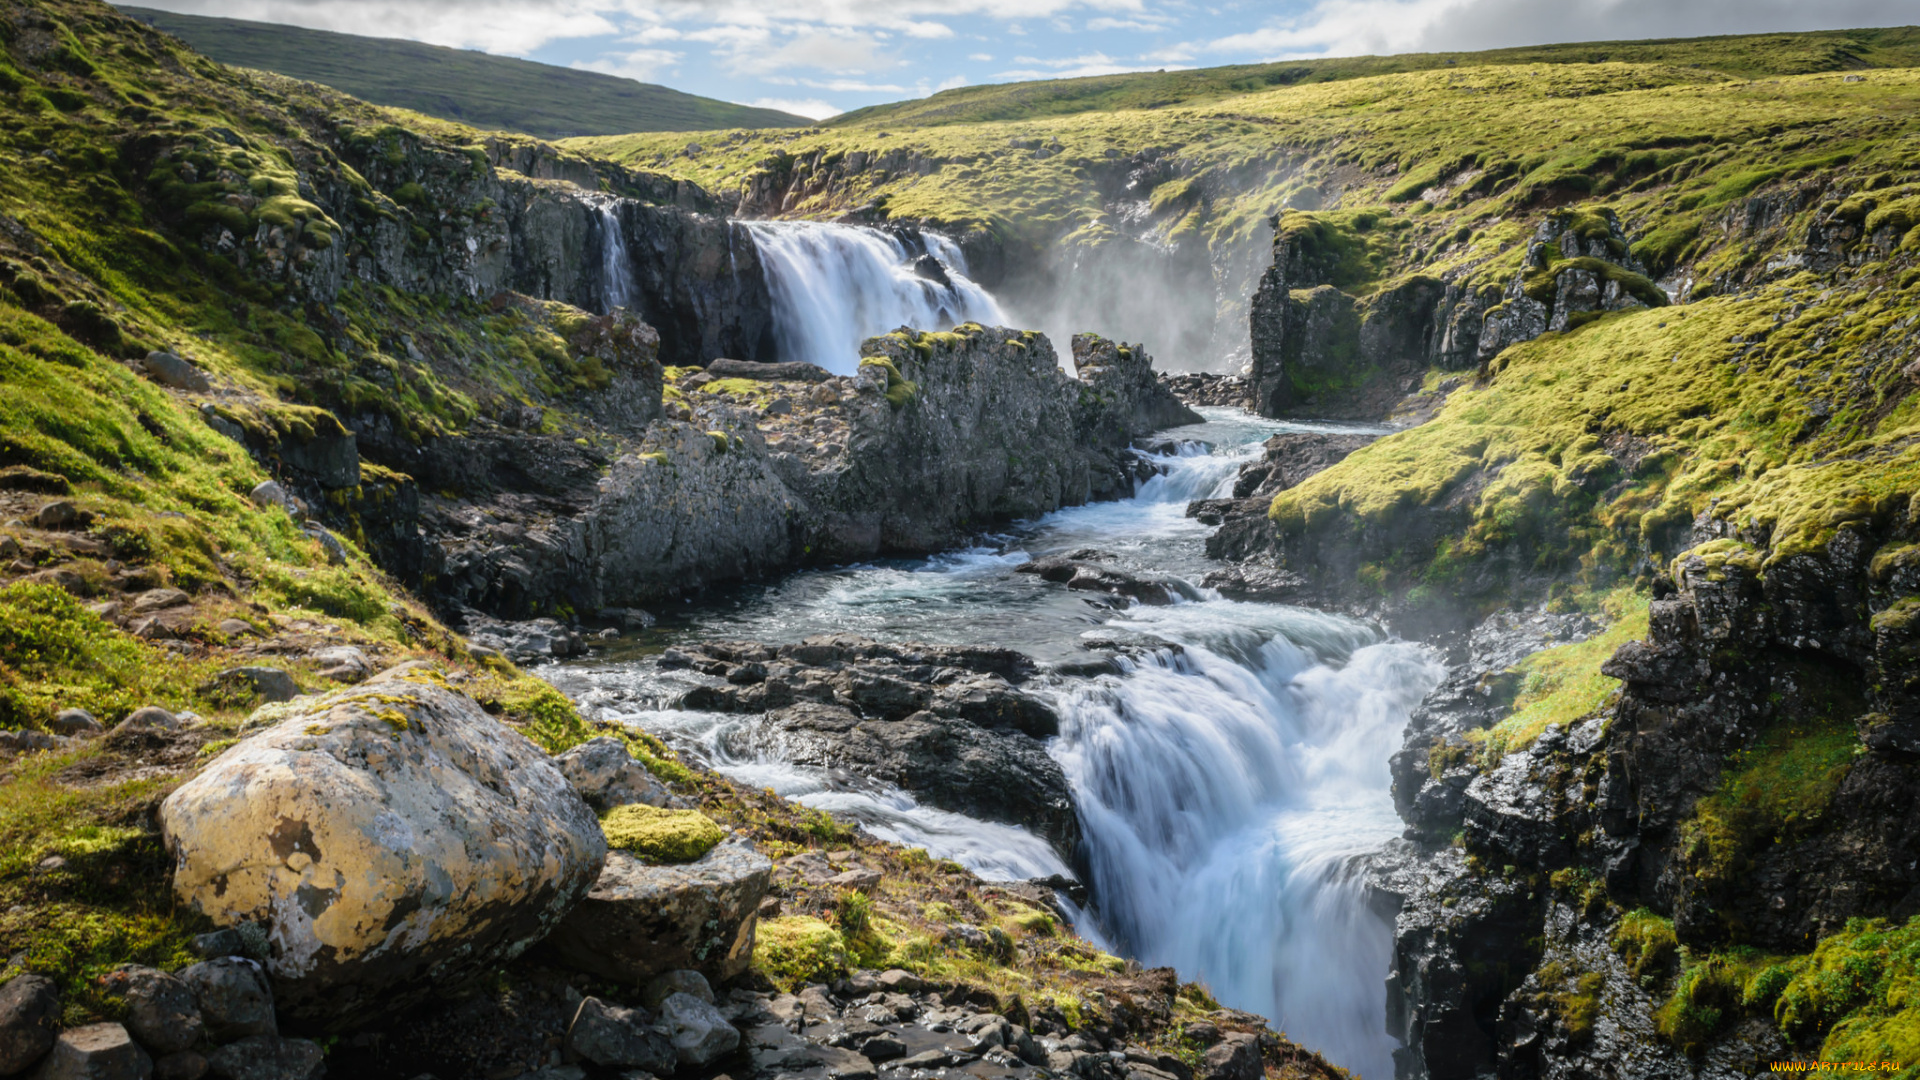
[829,25,1920,128]
[117,5,812,138]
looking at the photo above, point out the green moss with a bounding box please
[600,804,726,864]
[1678,701,1860,909]
[1614,908,1680,986]
[1472,589,1648,761]
[754,916,850,990]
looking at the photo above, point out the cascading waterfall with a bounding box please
[598,202,635,312]
[744,221,1005,374]
[554,411,1433,1079]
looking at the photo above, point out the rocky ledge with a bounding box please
[657,635,1079,856]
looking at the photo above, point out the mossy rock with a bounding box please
[753,915,849,990]
[600,804,725,864]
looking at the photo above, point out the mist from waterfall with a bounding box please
[599,202,634,312]
[744,221,1005,375]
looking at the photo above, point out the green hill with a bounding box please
[830,25,1920,128]
[115,5,810,138]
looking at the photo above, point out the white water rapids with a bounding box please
[553,410,1441,1078]
[743,221,1005,375]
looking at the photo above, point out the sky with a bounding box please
[132,0,1920,120]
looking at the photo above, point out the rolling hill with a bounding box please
[116,5,811,138]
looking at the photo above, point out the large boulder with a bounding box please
[546,839,772,986]
[158,669,607,1028]
[1071,333,1203,440]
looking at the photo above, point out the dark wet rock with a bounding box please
[0,973,59,1075]
[1017,554,1177,606]
[565,997,676,1073]
[101,965,204,1055]
[747,703,1079,856]
[642,970,714,1009]
[1200,1033,1262,1080]
[179,959,277,1042]
[202,1035,324,1080]
[1198,566,1303,603]
[1159,372,1249,410]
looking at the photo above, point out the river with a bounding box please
[548,402,1443,1080]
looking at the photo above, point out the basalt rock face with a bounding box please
[388,321,1185,621]
[1248,209,1660,420]
[658,635,1079,856]
[1194,430,1379,587]
[1071,334,1203,441]
[133,106,772,365]
[1374,509,1920,1079]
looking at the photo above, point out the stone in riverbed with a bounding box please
[546,840,771,986]
[159,671,606,1028]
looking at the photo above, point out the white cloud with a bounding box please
[573,47,682,80]
[1087,16,1173,31]
[934,74,970,90]
[968,52,996,60]
[1204,0,1920,60]
[747,96,844,119]
[901,21,957,38]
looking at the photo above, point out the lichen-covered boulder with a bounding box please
[546,839,772,986]
[158,669,607,1028]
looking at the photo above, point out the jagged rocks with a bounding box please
[464,616,590,664]
[1070,334,1202,439]
[660,991,742,1066]
[660,635,1077,852]
[1016,552,1180,607]
[1159,372,1249,410]
[546,840,773,987]
[202,1035,325,1080]
[753,703,1080,856]
[159,669,606,1028]
[707,358,834,383]
[178,959,276,1043]
[1200,430,1379,564]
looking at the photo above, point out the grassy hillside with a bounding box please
[117,5,810,138]
[830,26,1920,128]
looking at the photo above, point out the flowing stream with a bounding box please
[552,409,1441,1079]
[743,221,1005,375]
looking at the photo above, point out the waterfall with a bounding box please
[1050,615,1443,1080]
[552,409,1431,1079]
[598,202,634,312]
[744,221,1006,375]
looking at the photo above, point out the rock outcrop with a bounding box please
[424,322,1191,618]
[1248,209,1663,420]
[1070,334,1203,441]
[658,635,1078,855]
[159,667,607,1028]
[1375,503,1920,1077]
